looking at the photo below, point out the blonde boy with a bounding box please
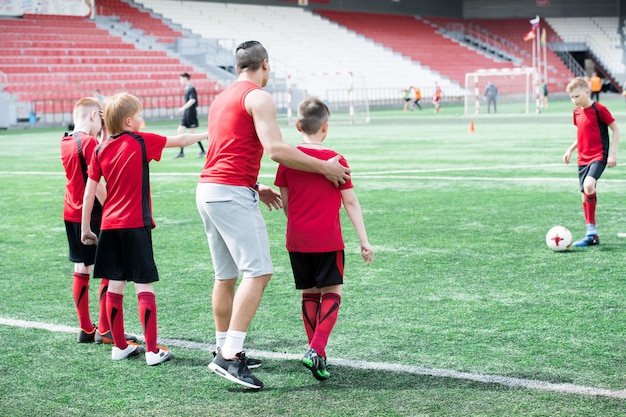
[563,77,620,246]
[81,92,207,365]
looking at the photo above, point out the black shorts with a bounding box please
[93,227,159,283]
[180,108,199,129]
[65,219,101,266]
[288,250,344,290]
[578,161,606,192]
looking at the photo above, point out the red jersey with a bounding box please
[274,147,352,252]
[88,131,166,230]
[574,102,614,166]
[199,80,263,187]
[61,131,102,222]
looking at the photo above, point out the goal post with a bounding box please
[287,71,370,125]
[464,68,539,116]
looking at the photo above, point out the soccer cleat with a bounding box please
[111,342,145,360]
[213,349,262,369]
[146,346,173,366]
[95,330,138,345]
[302,348,330,381]
[173,153,184,159]
[573,235,600,247]
[198,151,206,158]
[208,351,264,390]
[77,327,96,343]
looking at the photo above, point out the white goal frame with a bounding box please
[464,67,539,116]
[286,71,370,125]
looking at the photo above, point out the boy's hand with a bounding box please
[257,183,283,211]
[608,154,617,167]
[81,230,98,246]
[562,151,572,164]
[361,243,374,266]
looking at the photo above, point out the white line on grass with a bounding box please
[5,171,626,185]
[2,317,625,399]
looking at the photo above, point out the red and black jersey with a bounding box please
[61,131,102,222]
[275,147,352,253]
[574,102,615,166]
[88,131,166,230]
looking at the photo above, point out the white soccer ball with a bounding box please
[545,226,572,251]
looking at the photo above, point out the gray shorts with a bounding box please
[196,182,273,280]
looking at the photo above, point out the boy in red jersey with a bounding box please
[198,40,351,390]
[274,97,373,381]
[81,92,207,365]
[62,97,138,345]
[62,98,109,343]
[563,77,620,246]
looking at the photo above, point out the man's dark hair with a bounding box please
[235,41,268,72]
[180,72,190,80]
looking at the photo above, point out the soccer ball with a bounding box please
[545,226,572,251]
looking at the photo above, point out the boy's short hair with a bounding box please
[104,92,143,136]
[73,97,101,121]
[566,77,590,94]
[235,40,268,72]
[180,72,190,80]
[297,96,330,135]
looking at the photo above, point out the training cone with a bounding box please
[469,120,475,133]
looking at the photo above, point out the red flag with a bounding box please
[523,30,536,41]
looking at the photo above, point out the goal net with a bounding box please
[464,68,539,116]
[286,72,370,125]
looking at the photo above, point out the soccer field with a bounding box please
[1,97,626,416]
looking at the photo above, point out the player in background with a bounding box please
[81,92,207,365]
[433,82,442,113]
[61,97,137,345]
[274,96,373,381]
[197,40,351,390]
[563,77,620,246]
[413,86,422,110]
[174,72,206,158]
[403,87,413,112]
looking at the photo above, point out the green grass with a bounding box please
[1,96,626,416]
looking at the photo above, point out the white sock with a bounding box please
[221,330,246,359]
[215,331,227,351]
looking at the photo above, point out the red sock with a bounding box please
[97,279,110,333]
[302,292,321,344]
[584,193,597,226]
[72,272,94,332]
[138,292,158,354]
[106,292,127,349]
[310,293,341,358]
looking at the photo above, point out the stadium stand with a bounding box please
[546,17,625,84]
[466,18,574,91]
[135,0,461,101]
[96,0,183,44]
[0,12,220,124]
[313,10,516,87]
[0,0,619,126]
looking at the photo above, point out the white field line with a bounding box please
[3,168,626,184]
[2,317,625,399]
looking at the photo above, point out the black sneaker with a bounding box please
[213,349,262,369]
[573,235,600,247]
[208,351,264,390]
[77,327,96,343]
[173,153,184,159]
[95,330,138,345]
[302,348,330,381]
